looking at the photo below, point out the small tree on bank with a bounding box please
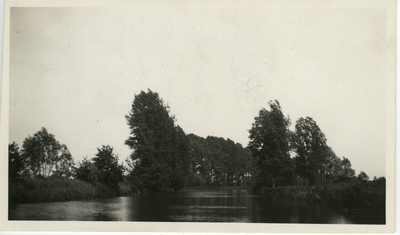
[74,156,98,182]
[74,146,124,188]
[93,145,124,187]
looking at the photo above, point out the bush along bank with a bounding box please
[258,185,322,201]
[319,178,385,224]
[9,177,117,204]
[257,177,385,218]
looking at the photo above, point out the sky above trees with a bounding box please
[9,4,392,178]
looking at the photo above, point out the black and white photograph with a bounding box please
[1,0,395,233]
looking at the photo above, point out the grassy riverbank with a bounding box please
[258,178,385,221]
[9,178,117,204]
[183,185,251,190]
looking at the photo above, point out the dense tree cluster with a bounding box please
[74,156,98,182]
[9,89,377,195]
[8,129,124,190]
[123,90,256,191]
[187,134,255,186]
[248,101,359,188]
[9,128,74,179]
[74,145,124,188]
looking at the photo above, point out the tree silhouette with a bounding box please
[93,145,124,187]
[21,127,73,178]
[9,142,24,179]
[125,89,190,191]
[248,100,293,188]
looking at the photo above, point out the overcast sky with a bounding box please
[9,5,390,178]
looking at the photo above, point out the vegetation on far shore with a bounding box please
[9,89,385,222]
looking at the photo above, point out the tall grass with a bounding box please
[9,177,117,204]
[318,179,385,215]
[258,178,385,216]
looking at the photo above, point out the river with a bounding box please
[9,188,354,223]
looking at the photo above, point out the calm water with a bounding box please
[9,188,353,223]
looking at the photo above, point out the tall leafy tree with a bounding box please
[125,89,190,191]
[21,127,73,178]
[9,142,24,179]
[248,100,293,188]
[294,117,329,186]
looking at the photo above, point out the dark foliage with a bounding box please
[248,100,294,188]
[20,127,74,178]
[186,134,255,186]
[92,145,124,188]
[125,89,190,192]
[74,157,98,182]
[9,142,24,179]
[8,95,383,221]
[9,177,116,204]
[319,177,385,220]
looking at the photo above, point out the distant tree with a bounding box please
[231,142,253,186]
[373,176,386,184]
[325,149,343,183]
[206,136,228,185]
[340,157,356,178]
[248,100,293,188]
[52,144,75,178]
[187,134,213,184]
[169,126,191,190]
[9,142,25,179]
[74,156,98,182]
[21,127,73,178]
[186,133,254,186]
[357,171,369,181]
[125,89,190,191]
[187,134,205,174]
[92,145,124,187]
[316,146,339,184]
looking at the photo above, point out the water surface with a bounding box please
[9,188,353,223]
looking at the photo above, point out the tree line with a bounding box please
[9,129,124,191]
[186,134,256,186]
[9,89,380,194]
[248,100,359,188]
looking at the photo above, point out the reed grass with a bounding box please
[258,178,385,215]
[319,179,385,214]
[9,177,116,204]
